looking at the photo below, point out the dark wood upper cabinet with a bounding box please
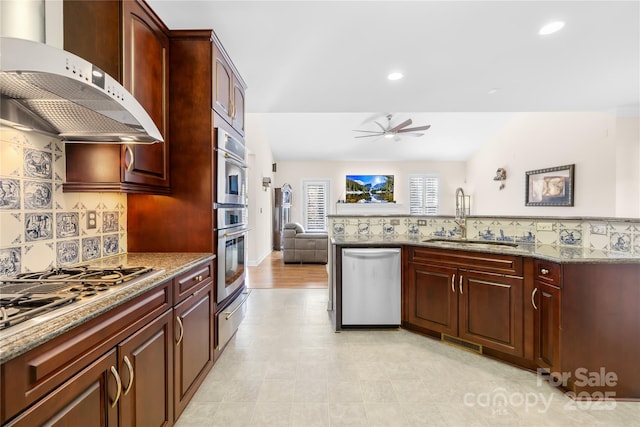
[62,0,170,194]
[212,38,246,136]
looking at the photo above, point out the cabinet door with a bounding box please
[213,43,233,123]
[232,78,245,135]
[121,0,170,189]
[174,284,214,420]
[6,350,118,427]
[533,281,561,373]
[118,310,173,427]
[458,271,523,356]
[405,263,458,336]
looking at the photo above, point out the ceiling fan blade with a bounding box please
[389,118,412,132]
[353,129,384,133]
[354,134,383,138]
[397,124,431,133]
[399,132,424,138]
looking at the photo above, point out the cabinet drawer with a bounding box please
[534,260,562,286]
[407,246,523,277]
[174,261,214,303]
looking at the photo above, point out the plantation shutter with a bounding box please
[303,180,329,231]
[409,175,439,215]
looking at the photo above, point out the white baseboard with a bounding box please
[248,250,272,267]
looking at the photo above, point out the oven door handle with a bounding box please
[222,228,249,239]
[221,150,247,168]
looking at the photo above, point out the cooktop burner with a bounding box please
[0,265,155,330]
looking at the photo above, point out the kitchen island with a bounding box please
[331,235,640,400]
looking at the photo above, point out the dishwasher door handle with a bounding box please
[343,249,401,258]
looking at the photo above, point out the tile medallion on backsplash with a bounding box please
[559,229,582,246]
[25,212,54,241]
[516,231,536,243]
[357,221,370,235]
[0,247,21,277]
[104,234,119,255]
[102,211,119,233]
[332,222,345,235]
[82,237,102,262]
[383,222,395,235]
[408,223,419,235]
[24,181,52,209]
[0,178,20,209]
[56,240,80,265]
[478,228,496,240]
[610,233,631,252]
[23,149,52,179]
[56,212,80,238]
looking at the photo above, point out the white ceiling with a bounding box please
[147,0,640,161]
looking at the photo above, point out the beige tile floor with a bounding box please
[176,289,639,427]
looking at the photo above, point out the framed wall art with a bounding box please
[525,164,575,206]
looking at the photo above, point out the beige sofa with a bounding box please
[283,223,328,264]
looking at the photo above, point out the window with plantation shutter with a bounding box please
[303,180,329,231]
[409,175,440,215]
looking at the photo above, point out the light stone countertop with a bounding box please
[330,235,640,264]
[0,252,215,364]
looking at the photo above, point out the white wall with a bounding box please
[615,114,640,217]
[245,114,275,265]
[466,112,627,217]
[272,160,466,224]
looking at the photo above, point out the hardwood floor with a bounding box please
[246,250,328,289]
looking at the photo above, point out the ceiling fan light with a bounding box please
[384,133,395,139]
[539,21,565,35]
[387,72,403,81]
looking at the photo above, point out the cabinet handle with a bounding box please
[124,146,135,172]
[540,268,549,275]
[109,366,122,408]
[459,275,463,294]
[223,290,251,320]
[531,288,539,310]
[451,274,456,293]
[123,355,134,396]
[176,316,184,346]
[193,275,203,282]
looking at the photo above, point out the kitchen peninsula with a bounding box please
[329,214,640,400]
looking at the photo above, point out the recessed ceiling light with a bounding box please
[539,21,565,36]
[488,88,500,95]
[387,72,403,81]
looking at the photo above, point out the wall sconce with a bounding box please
[493,168,507,190]
[262,177,271,191]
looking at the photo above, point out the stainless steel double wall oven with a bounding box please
[215,128,248,305]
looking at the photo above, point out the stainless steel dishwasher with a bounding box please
[341,247,401,326]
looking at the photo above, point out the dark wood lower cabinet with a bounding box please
[458,271,523,356]
[404,248,524,357]
[119,309,173,427]
[532,281,561,373]
[173,283,214,420]
[405,263,458,336]
[6,349,119,427]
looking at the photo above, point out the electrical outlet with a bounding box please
[536,222,553,231]
[417,219,427,226]
[87,210,97,229]
[390,219,400,226]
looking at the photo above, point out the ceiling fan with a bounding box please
[353,114,431,141]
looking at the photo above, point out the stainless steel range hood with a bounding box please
[0,37,163,143]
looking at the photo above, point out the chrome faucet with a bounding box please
[455,187,467,239]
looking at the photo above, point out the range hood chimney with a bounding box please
[0,37,163,144]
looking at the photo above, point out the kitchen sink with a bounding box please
[422,238,519,248]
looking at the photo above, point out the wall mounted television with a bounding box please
[345,175,394,203]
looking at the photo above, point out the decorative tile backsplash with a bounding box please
[329,215,640,256]
[0,128,127,276]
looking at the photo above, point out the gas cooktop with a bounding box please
[0,265,157,331]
